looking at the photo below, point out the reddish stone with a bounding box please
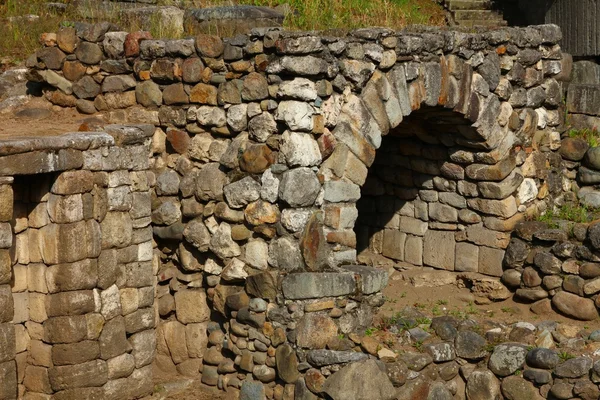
[166,129,190,154]
[239,145,276,174]
[195,34,224,58]
[62,61,86,81]
[300,212,329,272]
[182,58,204,83]
[305,368,326,393]
[124,31,152,58]
[317,130,337,159]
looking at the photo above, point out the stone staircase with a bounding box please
[443,0,507,28]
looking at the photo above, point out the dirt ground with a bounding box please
[378,265,600,331]
[0,98,94,138]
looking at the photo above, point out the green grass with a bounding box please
[0,0,445,65]
[537,203,600,225]
[569,127,600,148]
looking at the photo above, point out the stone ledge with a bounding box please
[281,265,388,300]
[0,132,113,157]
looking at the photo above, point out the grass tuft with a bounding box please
[569,127,600,148]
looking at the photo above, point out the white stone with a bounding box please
[227,104,248,132]
[517,178,538,204]
[322,94,344,128]
[249,112,277,142]
[275,100,314,131]
[101,285,122,319]
[103,31,129,58]
[221,258,248,281]
[196,106,226,126]
[260,169,279,203]
[280,131,322,167]
[204,257,223,275]
[277,78,317,101]
[535,108,548,129]
[244,240,269,270]
[281,208,314,232]
[209,223,241,260]
[138,241,153,262]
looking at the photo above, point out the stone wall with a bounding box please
[503,218,600,321]
[22,21,581,398]
[0,126,155,399]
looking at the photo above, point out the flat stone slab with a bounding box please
[0,132,113,156]
[281,265,389,300]
[185,6,284,23]
[281,272,356,300]
[342,265,389,295]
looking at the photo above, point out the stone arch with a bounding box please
[316,55,527,275]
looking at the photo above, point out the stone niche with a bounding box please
[0,127,155,400]
[355,106,530,276]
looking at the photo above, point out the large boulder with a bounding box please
[322,359,396,400]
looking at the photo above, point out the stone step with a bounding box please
[447,0,493,10]
[454,10,504,20]
[457,19,508,27]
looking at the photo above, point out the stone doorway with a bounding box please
[355,106,522,277]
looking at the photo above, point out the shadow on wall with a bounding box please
[497,0,553,26]
[355,106,534,276]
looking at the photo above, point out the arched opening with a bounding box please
[355,106,518,276]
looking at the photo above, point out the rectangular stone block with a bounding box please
[404,236,423,266]
[399,216,428,236]
[466,225,511,249]
[51,170,94,195]
[29,293,48,324]
[29,340,52,368]
[125,262,153,288]
[101,212,133,249]
[124,308,155,334]
[48,360,108,391]
[0,285,13,323]
[97,250,118,290]
[14,324,29,354]
[0,250,10,285]
[47,193,84,224]
[479,246,505,277]
[46,290,97,317]
[130,192,151,219]
[24,365,52,394]
[0,222,12,249]
[39,222,89,264]
[455,242,479,272]
[46,259,98,294]
[281,272,356,300]
[12,292,28,324]
[52,341,100,366]
[28,202,50,229]
[467,197,518,218]
[423,230,455,270]
[27,264,48,294]
[0,185,13,223]
[0,323,16,363]
[99,316,129,360]
[129,329,156,368]
[28,229,43,263]
[382,229,406,261]
[0,360,17,400]
[43,315,88,344]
